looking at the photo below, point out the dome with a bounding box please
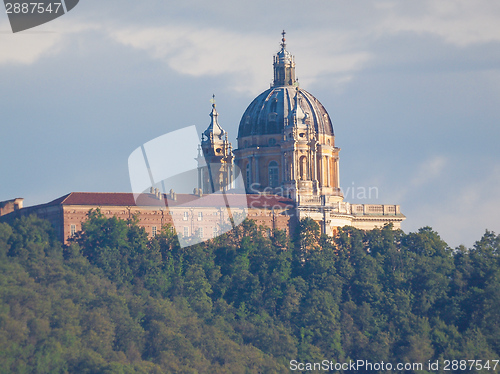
[237,86,334,138]
[237,31,334,140]
[233,32,340,200]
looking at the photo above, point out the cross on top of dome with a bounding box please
[281,30,286,49]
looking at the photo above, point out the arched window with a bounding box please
[246,162,251,189]
[268,161,279,188]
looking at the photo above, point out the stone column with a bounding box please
[281,152,286,182]
[311,147,316,182]
[247,156,253,188]
[335,157,340,189]
[325,156,329,187]
[254,155,259,185]
[318,154,325,187]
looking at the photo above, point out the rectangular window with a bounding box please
[152,226,157,237]
[198,212,203,221]
[183,211,189,221]
[183,227,189,237]
[198,227,203,238]
[268,161,279,188]
[70,224,76,236]
[213,227,218,237]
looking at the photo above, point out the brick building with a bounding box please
[0,32,405,244]
[0,192,294,244]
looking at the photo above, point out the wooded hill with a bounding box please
[0,211,498,373]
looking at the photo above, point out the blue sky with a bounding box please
[1,0,500,248]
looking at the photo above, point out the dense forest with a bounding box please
[0,210,498,373]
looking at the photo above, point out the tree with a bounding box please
[0,222,12,258]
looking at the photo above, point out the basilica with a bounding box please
[1,32,404,243]
[198,31,404,236]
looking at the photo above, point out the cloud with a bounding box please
[291,32,372,89]
[0,19,99,65]
[105,1,499,93]
[408,165,500,248]
[393,155,448,203]
[109,25,372,94]
[109,26,270,93]
[411,155,448,187]
[376,0,500,47]
[1,0,499,249]
[0,21,63,65]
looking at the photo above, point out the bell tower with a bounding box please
[197,96,234,193]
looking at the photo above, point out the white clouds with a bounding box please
[2,0,500,70]
[111,26,270,76]
[103,0,500,94]
[291,32,372,89]
[0,21,63,65]
[110,26,372,94]
[0,19,99,65]
[110,26,272,93]
[411,155,448,187]
[1,0,500,249]
[110,26,268,89]
[393,155,448,203]
[4,0,499,87]
[377,0,500,47]
[408,165,500,248]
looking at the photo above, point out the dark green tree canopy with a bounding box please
[0,213,498,373]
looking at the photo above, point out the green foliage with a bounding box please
[0,214,499,372]
[0,222,12,258]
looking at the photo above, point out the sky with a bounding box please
[1,0,500,248]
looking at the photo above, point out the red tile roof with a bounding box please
[60,192,139,206]
[40,192,294,210]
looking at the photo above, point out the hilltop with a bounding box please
[0,212,498,373]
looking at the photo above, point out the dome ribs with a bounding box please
[237,87,334,140]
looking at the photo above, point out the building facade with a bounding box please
[0,192,294,244]
[0,32,404,244]
[229,31,404,235]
